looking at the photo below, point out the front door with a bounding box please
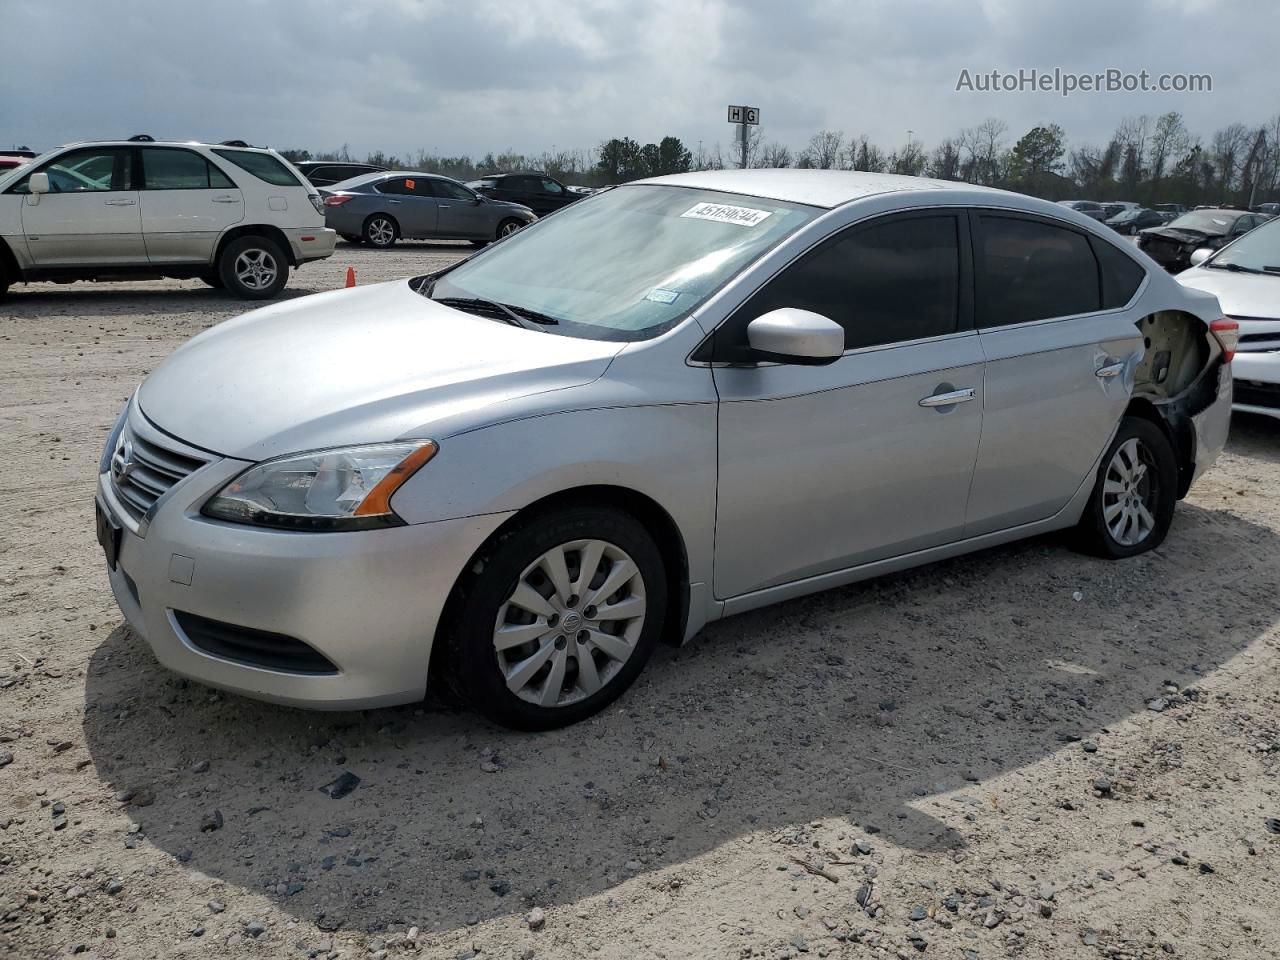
[17,146,145,266]
[433,179,489,238]
[139,147,244,264]
[710,211,985,599]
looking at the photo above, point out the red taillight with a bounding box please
[1210,317,1239,363]
[323,195,351,206]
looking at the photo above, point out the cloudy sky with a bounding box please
[1,0,1276,160]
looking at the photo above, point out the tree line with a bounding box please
[281,111,1280,208]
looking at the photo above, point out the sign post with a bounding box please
[727,104,760,169]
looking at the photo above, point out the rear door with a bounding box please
[432,179,488,238]
[375,177,438,237]
[965,212,1145,536]
[711,211,985,599]
[15,146,145,266]
[139,147,244,264]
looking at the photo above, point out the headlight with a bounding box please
[202,441,437,531]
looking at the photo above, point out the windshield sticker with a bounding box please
[645,288,680,305]
[681,202,773,227]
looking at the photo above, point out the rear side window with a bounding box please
[377,177,435,197]
[211,149,301,187]
[976,216,1100,327]
[141,148,234,189]
[722,214,961,358]
[1090,237,1146,308]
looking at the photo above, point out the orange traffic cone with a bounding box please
[345,266,356,288]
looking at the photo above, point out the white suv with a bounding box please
[0,137,336,299]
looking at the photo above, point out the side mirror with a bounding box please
[1189,247,1213,267]
[746,308,844,366]
[29,172,49,195]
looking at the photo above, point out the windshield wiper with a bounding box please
[433,296,559,329]
[1206,262,1265,274]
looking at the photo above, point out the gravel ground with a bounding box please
[2,242,1279,960]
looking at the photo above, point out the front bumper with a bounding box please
[1232,350,1280,419]
[283,226,337,265]
[97,454,510,710]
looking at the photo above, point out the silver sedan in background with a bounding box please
[96,170,1233,730]
[320,171,536,247]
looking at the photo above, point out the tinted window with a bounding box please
[8,147,132,194]
[541,178,564,194]
[721,214,961,358]
[1090,237,1146,308]
[976,216,1100,327]
[211,149,301,187]
[141,148,234,189]
[376,176,434,197]
[433,180,475,201]
[507,176,537,192]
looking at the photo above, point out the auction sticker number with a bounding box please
[680,202,773,227]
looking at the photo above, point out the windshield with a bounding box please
[1208,218,1280,273]
[1167,211,1235,235]
[420,184,819,341]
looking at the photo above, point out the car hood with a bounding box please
[1177,266,1280,320]
[1140,226,1220,244]
[138,280,623,461]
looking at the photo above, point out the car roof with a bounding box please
[52,139,283,155]
[637,169,1023,211]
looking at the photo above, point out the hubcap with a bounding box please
[233,249,278,290]
[369,218,395,245]
[1103,437,1156,546]
[493,539,646,708]
[500,221,520,238]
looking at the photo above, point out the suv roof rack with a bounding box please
[127,134,156,142]
[219,139,251,147]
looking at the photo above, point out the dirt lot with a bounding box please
[2,243,1279,960]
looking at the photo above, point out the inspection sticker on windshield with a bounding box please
[680,202,773,227]
[645,288,680,304]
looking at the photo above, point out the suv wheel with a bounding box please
[218,236,288,300]
[363,215,398,248]
[1074,416,1178,559]
[442,507,667,730]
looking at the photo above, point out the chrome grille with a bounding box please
[110,421,208,521]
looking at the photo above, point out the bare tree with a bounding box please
[804,130,845,169]
[928,139,963,180]
[755,141,793,168]
[846,134,886,172]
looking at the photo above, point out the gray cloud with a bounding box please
[1,0,1277,160]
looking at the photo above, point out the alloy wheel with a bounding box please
[1103,437,1157,546]
[499,220,521,238]
[492,539,647,708]
[368,218,395,246]
[233,249,278,291]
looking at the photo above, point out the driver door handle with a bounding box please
[103,198,137,206]
[919,388,975,407]
[1095,359,1126,378]
[211,195,239,203]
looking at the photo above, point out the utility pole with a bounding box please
[727,105,760,169]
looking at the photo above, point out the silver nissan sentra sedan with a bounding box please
[96,170,1235,729]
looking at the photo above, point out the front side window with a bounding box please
[421,185,818,341]
[211,149,301,187]
[714,214,962,360]
[433,180,476,201]
[541,178,564,194]
[977,216,1101,327]
[141,148,234,189]
[8,147,131,194]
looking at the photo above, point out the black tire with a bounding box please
[1074,416,1178,559]
[199,272,224,289]
[217,235,288,300]
[0,256,9,299]
[363,214,398,248]
[441,507,667,730]
[496,218,524,241]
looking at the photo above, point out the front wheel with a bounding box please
[496,218,524,241]
[1073,416,1178,558]
[442,507,667,730]
[218,236,288,300]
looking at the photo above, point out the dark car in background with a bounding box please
[320,171,536,247]
[295,160,388,187]
[1137,208,1268,272]
[467,173,582,216]
[1152,203,1186,224]
[1055,199,1108,221]
[1106,207,1166,235]
[0,155,29,173]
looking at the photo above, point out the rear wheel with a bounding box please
[218,235,288,300]
[1074,416,1177,558]
[442,507,667,730]
[363,215,398,248]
